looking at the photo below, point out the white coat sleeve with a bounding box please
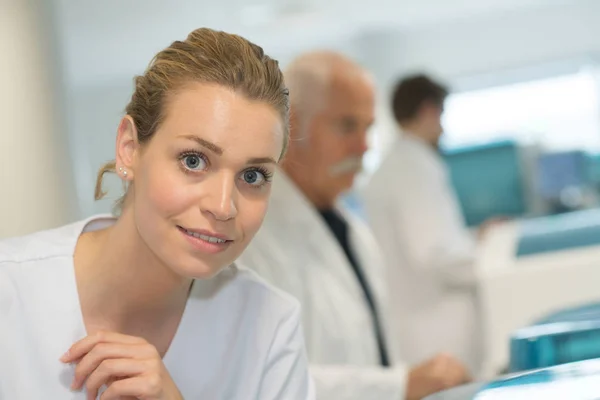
[258,302,316,400]
[310,364,407,400]
[390,165,477,287]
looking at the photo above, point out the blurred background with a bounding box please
[5,0,600,381]
[5,0,600,234]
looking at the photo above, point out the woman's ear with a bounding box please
[115,115,139,181]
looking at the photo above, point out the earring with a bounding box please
[118,166,128,177]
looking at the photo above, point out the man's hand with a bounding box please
[406,353,472,400]
[478,217,510,240]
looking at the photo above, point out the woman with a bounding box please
[0,28,314,399]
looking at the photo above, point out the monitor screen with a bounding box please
[536,151,588,200]
[443,140,527,226]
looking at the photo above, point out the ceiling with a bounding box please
[51,0,584,86]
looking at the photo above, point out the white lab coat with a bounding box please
[362,134,482,373]
[0,216,314,399]
[238,171,407,400]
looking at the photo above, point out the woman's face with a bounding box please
[120,82,285,279]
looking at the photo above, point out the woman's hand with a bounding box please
[60,331,183,400]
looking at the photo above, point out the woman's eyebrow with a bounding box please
[247,157,276,165]
[178,135,223,156]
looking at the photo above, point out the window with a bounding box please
[441,69,600,151]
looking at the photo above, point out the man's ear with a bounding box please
[114,115,139,180]
[421,100,443,118]
[289,108,312,150]
[289,108,300,140]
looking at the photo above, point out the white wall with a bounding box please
[66,81,134,217]
[357,0,600,89]
[0,0,77,238]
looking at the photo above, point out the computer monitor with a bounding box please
[443,140,527,226]
[536,151,589,201]
[586,153,600,187]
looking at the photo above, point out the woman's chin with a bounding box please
[171,256,232,280]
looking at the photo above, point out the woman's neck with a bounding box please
[74,209,192,336]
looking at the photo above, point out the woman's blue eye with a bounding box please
[183,154,206,170]
[243,170,265,185]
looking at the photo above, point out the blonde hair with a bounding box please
[94,28,290,211]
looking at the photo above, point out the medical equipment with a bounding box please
[516,208,600,256]
[477,208,600,378]
[445,143,600,226]
[509,303,600,372]
[425,358,600,399]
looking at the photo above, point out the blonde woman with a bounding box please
[0,28,314,399]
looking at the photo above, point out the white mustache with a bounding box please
[329,157,363,177]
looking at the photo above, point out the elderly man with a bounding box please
[238,52,470,400]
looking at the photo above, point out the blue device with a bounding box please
[425,358,600,399]
[509,303,600,373]
[515,208,600,257]
[536,151,590,201]
[443,140,526,227]
[509,321,600,372]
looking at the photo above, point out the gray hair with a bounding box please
[285,51,369,141]
[284,52,333,140]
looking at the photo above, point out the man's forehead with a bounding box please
[332,66,372,87]
[326,81,374,110]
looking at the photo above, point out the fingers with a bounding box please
[99,375,162,400]
[407,352,472,399]
[61,331,146,364]
[71,342,156,390]
[431,353,471,387]
[60,332,180,400]
[85,359,148,400]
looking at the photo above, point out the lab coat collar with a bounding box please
[268,169,314,225]
[269,168,348,224]
[398,130,446,163]
[400,129,432,149]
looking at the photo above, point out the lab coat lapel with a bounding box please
[339,206,387,307]
[340,206,395,352]
[269,172,369,301]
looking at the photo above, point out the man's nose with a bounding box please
[354,131,369,155]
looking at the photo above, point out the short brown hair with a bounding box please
[94,28,289,208]
[391,74,448,123]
